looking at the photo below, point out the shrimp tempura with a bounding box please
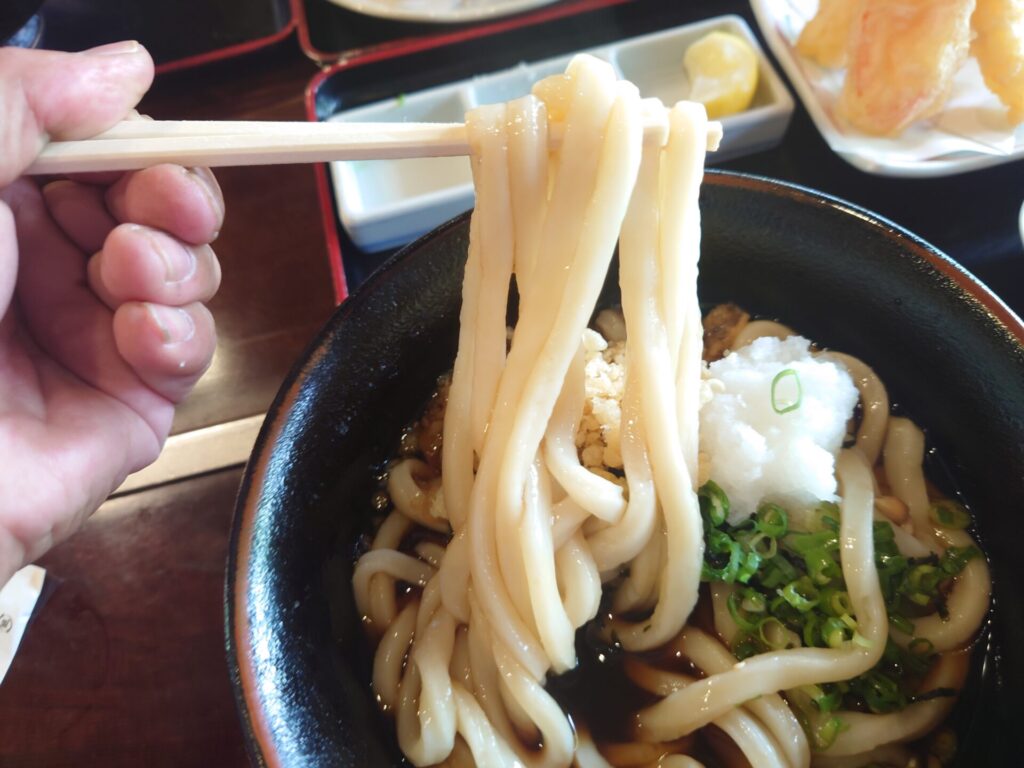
[972,0,1024,124]
[796,0,861,68]
[838,0,976,135]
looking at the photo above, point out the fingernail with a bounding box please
[186,167,224,223]
[141,229,196,283]
[84,40,141,56]
[146,304,195,345]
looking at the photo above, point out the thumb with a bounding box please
[0,42,154,187]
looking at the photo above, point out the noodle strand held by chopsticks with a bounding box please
[611,101,707,652]
[390,53,715,765]
[468,59,644,681]
[358,54,673,766]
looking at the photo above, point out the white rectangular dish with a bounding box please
[329,14,794,253]
[750,0,1024,178]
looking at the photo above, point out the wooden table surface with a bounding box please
[0,39,335,767]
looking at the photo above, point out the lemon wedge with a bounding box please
[684,31,759,119]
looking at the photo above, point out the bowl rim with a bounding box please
[224,169,1024,767]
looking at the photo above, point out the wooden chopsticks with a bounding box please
[26,119,724,176]
[27,121,470,175]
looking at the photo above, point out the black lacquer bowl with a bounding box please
[227,172,1024,767]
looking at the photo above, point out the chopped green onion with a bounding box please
[700,488,978,722]
[909,564,941,588]
[940,545,980,576]
[811,714,845,750]
[822,617,850,648]
[758,616,799,650]
[787,529,840,556]
[747,532,778,559]
[929,500,971,530]
[769,593,800,625]
[760,554,799,588]
[699,480,730,527]
[732,633,763,661]
[881,637,902,664]
[812,501,840,531]
[889,613,915,635]
[873,520,896,544]
[799,683,843,714]
[728,590,762,632]
[740,588,767,613]
[779,578,819,613]
[771,368,803,414]
[876,551,908,577]
[817,688,843,713]
[805,548,841,585]
[736,549,763,584]
[703,537,757,584]
[896,641,933,676]
[854,670,904,713]
[802,613,820,648]
[821,589,853,618]
[755,503,789,537]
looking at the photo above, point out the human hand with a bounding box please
[0,42,223,584]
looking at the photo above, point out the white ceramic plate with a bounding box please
[750,0,1024,177]
[324,0,558,24]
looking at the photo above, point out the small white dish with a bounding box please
[329,14,794,252]
[324,0,558,24]
[750,0,1024,178]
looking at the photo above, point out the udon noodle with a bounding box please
[351,54,991,767]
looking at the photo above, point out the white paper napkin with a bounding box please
[0,565,45,684]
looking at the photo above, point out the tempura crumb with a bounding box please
[577,328,626,469]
